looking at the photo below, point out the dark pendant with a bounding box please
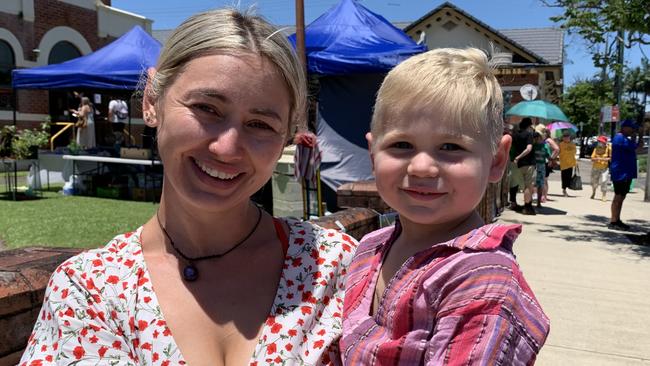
[183,264,199,281]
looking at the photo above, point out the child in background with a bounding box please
[341,48,549,365]
[533,132,551,207]
[590,135,611,201]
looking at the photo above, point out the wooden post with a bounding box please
[295,0,306,72]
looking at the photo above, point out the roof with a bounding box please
[500,28,563,65]
[403,1,548,64]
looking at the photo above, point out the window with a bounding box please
[0,40,15,110]
[48,41,81,65]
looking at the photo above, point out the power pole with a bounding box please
[295,0,306,72]
[611,29,625,138]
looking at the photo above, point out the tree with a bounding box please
[542,0,650,74]
[561,78,638,136]
[624,58,650,121]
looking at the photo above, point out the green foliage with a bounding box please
[0,190,158,249]
[2,117,51,160]
[561,78,639,135]
[543,0,650,74]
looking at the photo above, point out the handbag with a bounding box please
[569,165,583,190]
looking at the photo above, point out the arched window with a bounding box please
[48,41,81,64]
[0,40,15,110]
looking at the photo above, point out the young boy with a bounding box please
[341,48,549,365]
[533,132,552,207]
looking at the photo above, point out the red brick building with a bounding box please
[0,0,150,129]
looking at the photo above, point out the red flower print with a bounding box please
[271,323,282,334]
[61,288,69,299]
[300,306,312,315]
[137,276,149,286]
[161,361,170,366]
[313,339,325,349]
[63,307,74,317]
[138,320,149,331]
[92,259,102,267]
[106,275,119,284]
[141,342,152,351]
[45,355,52,362]
[286,280,294,287]
[285,343,293,351]
[124,259,135,268]
[266,343,277,354]
[291,258,302,267]
[317,329,326,336]
[98,346,108,357]
[28,360,42,366]
[266,316,276,326]
[310,249,319,259]
[153,353,159,362]
[294,237,305,245]
[143,296,152,303]
[317,257,326,265]
[89,335,99,344]
[288,329,298,337]
[73,346,85,360]
[342,243,352,252]
[112,340,121,349]
[274,356,282,363]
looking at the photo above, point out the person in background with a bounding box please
[512,117,537,215]
[533,131,551,207]
[609,120,644,230]
[20,8,357,365]
[108,97,129,150]
[73,96,96,149]
[507,124,523,211]
[590,135,610,201]
[541,127,559,202]
[341,48,549,365]
[558,131,577,197]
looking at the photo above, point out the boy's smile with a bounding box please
[368,112,509,227]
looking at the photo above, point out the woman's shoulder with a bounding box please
[53,227,145,288]
[281,217,359,264]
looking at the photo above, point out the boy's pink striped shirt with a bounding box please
[341,222,550,365]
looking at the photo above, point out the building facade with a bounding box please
[0,0,151,128]
[402,2,564,119]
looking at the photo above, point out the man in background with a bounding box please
[609,119,644,230]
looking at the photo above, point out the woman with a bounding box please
[541,126,559,202]
[20,9,357,366]
[74,96,96,149]
[559,131,577,196]
[590,135,610,201]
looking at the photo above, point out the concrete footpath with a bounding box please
[497,159,650,365]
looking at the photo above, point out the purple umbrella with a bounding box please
[547,121,578,138]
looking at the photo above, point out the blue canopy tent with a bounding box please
[10,25,161,150]
[12,25,161,90]
[289,0,425,207]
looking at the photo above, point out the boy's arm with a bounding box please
[546,138,560,159]
[425,254,549,365]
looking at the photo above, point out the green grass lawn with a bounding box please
[0,188,158,249]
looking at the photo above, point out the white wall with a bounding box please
[97,4,152,38]
[0,0,35,21]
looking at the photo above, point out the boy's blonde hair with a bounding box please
[371,47,504,153]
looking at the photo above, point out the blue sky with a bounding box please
[112,0,649,87]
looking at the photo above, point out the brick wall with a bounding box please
[0,209,380,364]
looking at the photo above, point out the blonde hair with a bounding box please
[145,8,307,138]
[371,47,504,153]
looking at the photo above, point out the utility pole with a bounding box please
[295,0,306,72]
[611,29,625,138]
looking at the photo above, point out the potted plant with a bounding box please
[10,119,51,160]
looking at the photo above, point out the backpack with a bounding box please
[115,100,128,120]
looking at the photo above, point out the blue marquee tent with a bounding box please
[289,0,425,75]
[289,0,425,204]
[12,25,161,90]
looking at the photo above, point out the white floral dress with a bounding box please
[19,218,358,365]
